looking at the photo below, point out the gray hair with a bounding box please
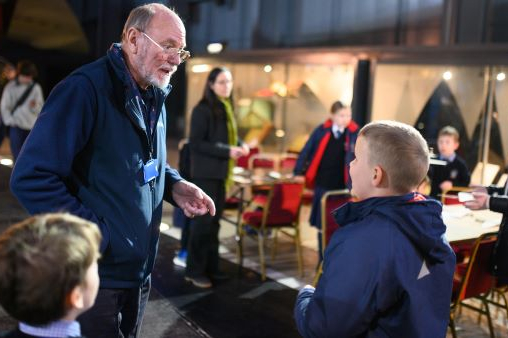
[121,3,167,41]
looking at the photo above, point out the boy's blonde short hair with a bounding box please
[438,125,460,142]
[359,120,429,194]
[0,213,101,325]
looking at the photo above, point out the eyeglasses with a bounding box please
[141,32,191,63]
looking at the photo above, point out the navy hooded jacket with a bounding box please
[10,45,182,288]
[294,193,455,337]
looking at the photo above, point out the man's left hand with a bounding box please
[172,180,216,218]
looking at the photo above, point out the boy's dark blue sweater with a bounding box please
[295,193,455,337]
[10,45,182,288]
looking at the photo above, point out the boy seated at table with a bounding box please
[429,125,470,198]
[294,120,456,337]
[0,213,101,338]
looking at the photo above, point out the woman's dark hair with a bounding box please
[330,100,345,114]
[16,60,38,78]
[200,67,233,117]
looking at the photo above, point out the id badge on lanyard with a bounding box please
[143,159,159,184]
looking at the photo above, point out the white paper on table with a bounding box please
[482,219,500,228]
[234,176,251,184]
[233,166,245,174]
[442,206,472,219]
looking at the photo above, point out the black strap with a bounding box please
[11,81,36,115]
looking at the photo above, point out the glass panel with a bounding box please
[371,64,497,180]
[186,61,355,152]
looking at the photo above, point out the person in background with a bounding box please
[293,100,358,260]
[173,139,191,268]
[0,62,16,148]
[187,67,249,288]
[294,120,455,337]
[9,4,215,337]
[0,60,44,161]
[428,125,470,198]
[0,213,101,338]
[465,183,508,284]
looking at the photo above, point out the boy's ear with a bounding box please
[67,285,85,310]
[453,141,460,151]
[372,165,384,187]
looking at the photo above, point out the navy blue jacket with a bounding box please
[294,193,455,337]
[294,119,358,189]
[10,46,182,288]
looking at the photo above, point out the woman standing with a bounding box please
[186,67,248,288]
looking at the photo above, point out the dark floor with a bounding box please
[0,160,300,338]
[1,145,508,337]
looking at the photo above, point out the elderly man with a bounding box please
[10,3,215,337]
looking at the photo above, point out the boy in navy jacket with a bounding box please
[294,121,455,337]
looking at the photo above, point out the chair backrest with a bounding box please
[441,186,471,205]
[321,189,352,254]
[262,182,304,228]
[249,153,277,170]
[454,232,497,304]
[237,147,260,169]
[278,153,298,174]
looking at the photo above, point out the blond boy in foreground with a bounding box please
[294,121,455,337]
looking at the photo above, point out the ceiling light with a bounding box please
[207,42,224,54]
[443,71,452,81]
[191,64,212,73]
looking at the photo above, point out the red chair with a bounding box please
[449,232,498,338]
[313,189,352,285]
[248,153,278,203]
[238,182,304,281]
[249,153,277,170]
[486,279,508,322]
[278,153,298,174]
[225,147,261,209]
[236,146,260,169]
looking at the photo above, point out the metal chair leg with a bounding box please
[295,226,303,277]
[237,223,245,266]
[258,230,266,281]
[482,298,495,338]
[498,288,508,319]
[313,262,322,287]
[271,229,279,261]
[449,314,458,338]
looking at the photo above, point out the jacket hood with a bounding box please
[334,192,450,263]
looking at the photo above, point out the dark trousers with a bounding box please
[0,120,5,147]
[186,179,225,278]
[78,276,151,338]
[9,126,30,161]
[173,207,191,251]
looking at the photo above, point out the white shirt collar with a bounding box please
[332,124,344,136]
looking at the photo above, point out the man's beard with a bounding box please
[147,72,171,90]
[134,48,172,90]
